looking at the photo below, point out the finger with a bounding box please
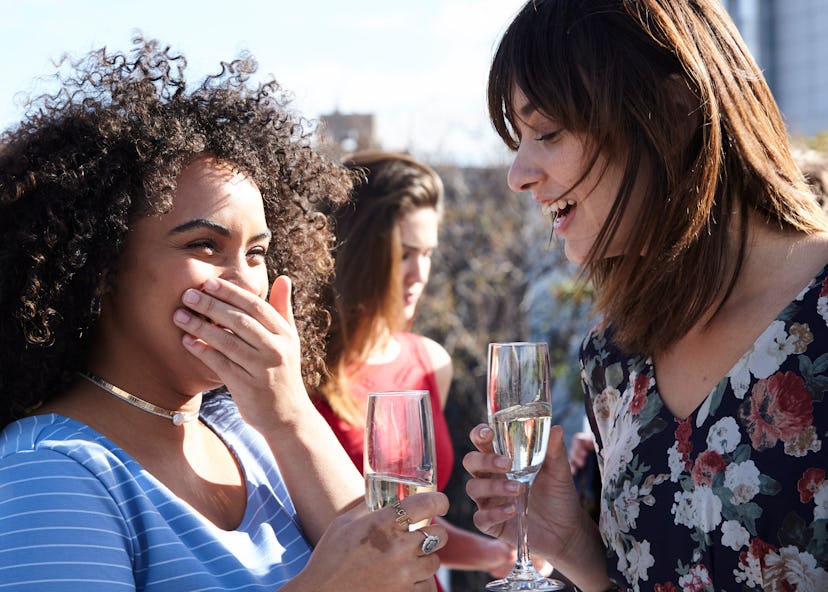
[469,423,496,452]
[462,449,512,478]
[412,524,448,557]
[268,275,296,329]
[536,426,577,492]
[465,469,521,502]
[180,280,286,340]
[386,492,448,531]
[471,504,517,537]
[174,306,259,374]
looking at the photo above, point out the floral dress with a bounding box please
[580,265,828,592]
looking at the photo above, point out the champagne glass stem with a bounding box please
[514,481,533,571]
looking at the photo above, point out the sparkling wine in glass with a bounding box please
[364,390,437,529]
[487,342,563,591]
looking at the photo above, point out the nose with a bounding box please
[403,254,430,287]
[220,255,264,295]
[507,144,543,193]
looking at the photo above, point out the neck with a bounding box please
[78,370,201,426]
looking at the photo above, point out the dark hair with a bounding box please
[0,37,352,427]
[316,150,443,424]
[489,0,827,355]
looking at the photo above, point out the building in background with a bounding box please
[723,0,828,137]
[317,110,380,157]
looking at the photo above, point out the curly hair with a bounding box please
[0,37,352,428]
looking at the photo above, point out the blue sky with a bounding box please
[0,0,527,165]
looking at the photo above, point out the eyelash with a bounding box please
[187,239,216,252]
[535,130,561,142]
[187,241,268,258]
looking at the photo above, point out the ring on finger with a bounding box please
[419,529,441,554]
[392,501,412,529]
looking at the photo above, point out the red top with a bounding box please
[314,331,455,492]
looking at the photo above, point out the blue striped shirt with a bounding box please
[0,392,313,591]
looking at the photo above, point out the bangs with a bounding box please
[488,0,608,149]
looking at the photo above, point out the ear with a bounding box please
[664,74,700,150]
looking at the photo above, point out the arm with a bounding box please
[0,449,134,591]
[463,423,611,592]
[433,516,516,576]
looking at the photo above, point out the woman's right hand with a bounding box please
[286,492,449,592]
[462,423,599,576]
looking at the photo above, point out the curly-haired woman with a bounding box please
[0,38,446,591]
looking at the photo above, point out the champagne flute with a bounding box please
[364,390,437,528]
[486,342,563,591]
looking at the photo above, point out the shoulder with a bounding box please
[404,333,453,406]
[418,335,452,370]
[579,319,638,399]
[1,414,136,489]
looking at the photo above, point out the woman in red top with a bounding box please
[314,151,516,586]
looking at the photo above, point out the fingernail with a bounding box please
[505,481,521,493]
[183,289,200,304]
[174,309,191,323]
[494,456,511,470]
[479,426,493,438]
[203,278,220,292]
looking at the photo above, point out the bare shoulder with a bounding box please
[415,334,453,407]
[417,335,452,368]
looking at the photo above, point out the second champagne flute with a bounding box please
[487,342,563,591]
[364,390,436,529]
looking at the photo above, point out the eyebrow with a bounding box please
[401,242,437,251]
[170,219,272,242]
[518,101,537,119]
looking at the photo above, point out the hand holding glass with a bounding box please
[487,342,563,591]
[364,390,436,529]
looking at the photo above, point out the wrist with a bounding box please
[554,510,611,592]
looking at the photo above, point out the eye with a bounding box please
[187,239,217,254]
[535,130,561,143]
[247,246,268,262]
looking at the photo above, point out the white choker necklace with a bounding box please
[78,371,199,426]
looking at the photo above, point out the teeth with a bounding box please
[541,199,575,217]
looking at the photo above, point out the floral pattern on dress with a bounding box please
[580,266,828,592]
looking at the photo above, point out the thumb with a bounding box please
[268,275,296,328]
[543,425,573,482]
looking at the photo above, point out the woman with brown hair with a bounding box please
[463,1,828,590]
[315,150,517,587]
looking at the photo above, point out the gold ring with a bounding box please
[392,501,411,529]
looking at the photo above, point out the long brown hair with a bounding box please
[317,150,444,424]
[488,0,828,355]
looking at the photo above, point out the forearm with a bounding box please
[259,405,364,543]
[434,517,512,571]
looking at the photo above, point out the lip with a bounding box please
[403,292,418,305]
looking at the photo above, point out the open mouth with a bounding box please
[542,199,575,226]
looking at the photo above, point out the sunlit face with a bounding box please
[398,207,439,325]
[95,156,271,392]
[506,87,647,264]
